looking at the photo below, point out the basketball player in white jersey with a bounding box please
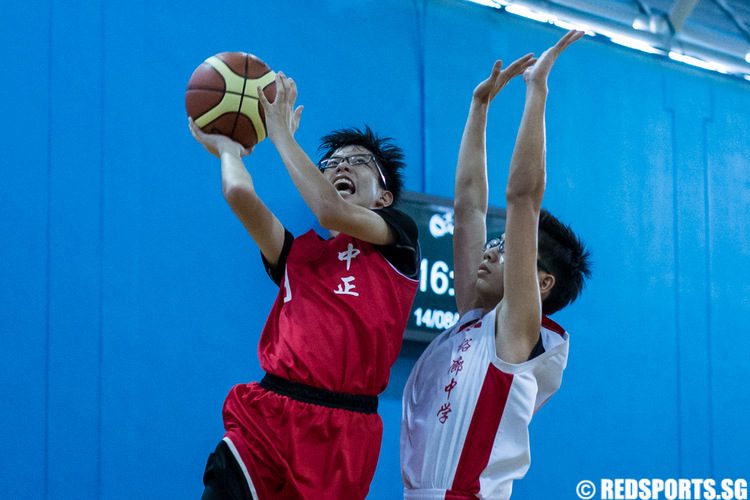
[401,30,592,499]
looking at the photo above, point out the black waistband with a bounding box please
[259,373,378,414]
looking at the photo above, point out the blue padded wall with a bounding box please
[2,0,749,498]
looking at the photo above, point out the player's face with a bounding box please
[320,145,390,209]
[476,235,552,308]
[476,235,506,306]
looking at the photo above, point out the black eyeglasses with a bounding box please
[318,154,388,190]
[484,237,505,254]
[484,237,551,274]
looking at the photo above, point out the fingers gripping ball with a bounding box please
[185,52,276,149]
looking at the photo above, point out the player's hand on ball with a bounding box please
[524,30,584,87]
[257,72,304,143]
[188,117,253,158]
[473,53,536,104]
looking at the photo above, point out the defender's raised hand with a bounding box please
[473,53,536,104]
[524,30,584,87]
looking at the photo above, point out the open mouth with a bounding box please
[334,177,355,195]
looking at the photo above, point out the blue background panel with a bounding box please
[2,0,749,498]
[0,1,51,498]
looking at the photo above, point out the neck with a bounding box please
[478,294,503,316]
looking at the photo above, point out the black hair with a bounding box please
[537,209,592,315]
[318,125,406,205]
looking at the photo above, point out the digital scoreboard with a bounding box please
[399,191,507,342]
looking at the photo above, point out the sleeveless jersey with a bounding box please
[258,229,420,396]
[400,308,569,499]
[221,222,419,499]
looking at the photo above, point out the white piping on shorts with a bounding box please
[222,436,261,500]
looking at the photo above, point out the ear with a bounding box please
[538,272,555,298]
[375,189,394,208]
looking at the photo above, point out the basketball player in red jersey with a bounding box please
[401,31,592,499]
[189,72,419,499]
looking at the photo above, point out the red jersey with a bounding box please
[258,228,419,396]
[220,209,420,499]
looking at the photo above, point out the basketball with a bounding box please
[185,52,276,149]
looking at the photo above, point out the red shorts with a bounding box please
[222,382,383,500]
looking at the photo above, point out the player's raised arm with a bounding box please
[188,118,287,267]
[496,30,583,363]
[453,55,535,316]
[257,73,396,245]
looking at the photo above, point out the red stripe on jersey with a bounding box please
[457,319,481,335]
[451,364,514,494]
[542,315,565,336]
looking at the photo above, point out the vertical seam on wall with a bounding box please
[415,0,427,192]
[45,1,53,497]
[702,92,714,478]
[98,0,106,496]
[665,75,682,478]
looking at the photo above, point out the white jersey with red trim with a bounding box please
[400,307,569,499]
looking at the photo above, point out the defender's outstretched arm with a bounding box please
[496,30,583,363]
[453,54,535,315]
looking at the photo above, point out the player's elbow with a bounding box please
[222,180,257,210]
[313,198,346,230]
[505,178,545,205]
[455,189,488,215]
[316,211,337,230]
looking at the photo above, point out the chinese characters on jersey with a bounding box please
[335,243,361,296]
[436,321,481,424]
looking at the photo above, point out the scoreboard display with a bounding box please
[399,191,506,342]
